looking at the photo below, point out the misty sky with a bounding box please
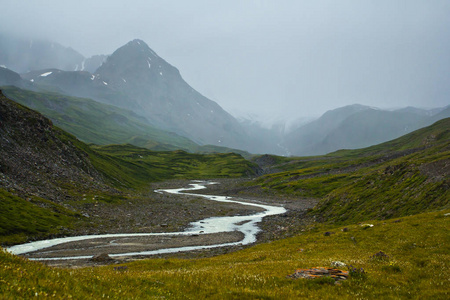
[2,0,450,122]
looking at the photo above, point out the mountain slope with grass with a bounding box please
[0,89,115,244]
[0,91,257,245]
[1,86,199,151]
[249,118,449,223]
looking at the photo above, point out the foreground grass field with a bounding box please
[1,209,449,299]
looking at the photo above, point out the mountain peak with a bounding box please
[119,39,159,57]
[129,39,146,46]
[126,39,147,48]
[95,38,180,83]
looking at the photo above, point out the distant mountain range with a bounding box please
[0,35,448,156]
[284,104,450,156]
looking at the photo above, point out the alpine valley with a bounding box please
[0,35,449,299]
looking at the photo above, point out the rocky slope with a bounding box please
[0,90,111,202]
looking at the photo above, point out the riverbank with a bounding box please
[15,179,317,267]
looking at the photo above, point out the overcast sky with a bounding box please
[2,0,450,122]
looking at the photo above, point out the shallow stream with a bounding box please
[7,181,286,260]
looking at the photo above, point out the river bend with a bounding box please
[7,181,286,260]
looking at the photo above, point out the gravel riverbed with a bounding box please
[27,179,317,267]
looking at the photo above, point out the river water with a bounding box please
[7,181,286,260]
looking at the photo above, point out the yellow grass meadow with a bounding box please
[1,209,449,299]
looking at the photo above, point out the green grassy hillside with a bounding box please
[0,189,82,245]
[249,118,449,224]
[1,209,448,299]
[1,86,199,151]
[89,144,258,188]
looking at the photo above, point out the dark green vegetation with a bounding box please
[248,118,449,224]
[1,209,448,298]
[0,189,81,245]
[93,144,257,181]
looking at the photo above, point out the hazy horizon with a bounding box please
[2,1,450,122]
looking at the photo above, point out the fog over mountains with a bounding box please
[0,34,448,156]
[283,104,450,156]
[0,34,106,74]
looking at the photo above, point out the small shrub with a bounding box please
[348,265,367,279]
[370,251,389,261]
